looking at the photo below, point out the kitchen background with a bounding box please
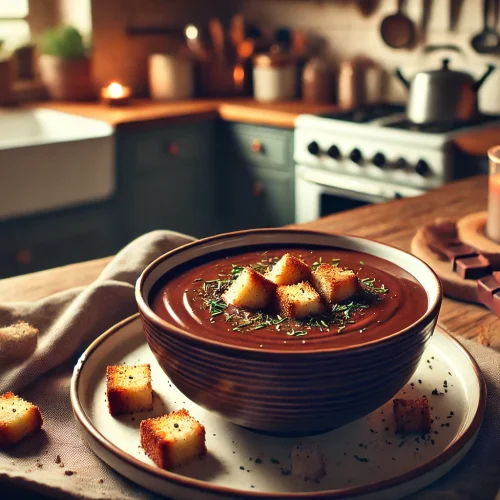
[1,0,499,279]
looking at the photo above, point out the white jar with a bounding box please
[148,54,194,100]
[253,53,297,102]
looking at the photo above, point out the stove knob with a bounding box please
[350,148,363,164]
[307,141,320,155]
[415,159,430,176]
[372,152,386,168]
[394,158,408,169]
[327,145,341,159]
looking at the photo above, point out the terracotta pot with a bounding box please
[38,55,94,101]
[0,59,13,105]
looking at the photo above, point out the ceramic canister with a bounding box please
[148,54,194,100]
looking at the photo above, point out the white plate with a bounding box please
[71,314,486,500]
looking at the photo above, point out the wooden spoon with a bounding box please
[380,0,416,49]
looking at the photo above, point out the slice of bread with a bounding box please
[140,408,206,469]
[106,364,153,416]
[223,267,276,310]
[266,253,310,286]
[0,321,38,360]
[393,397,431,434]
[311,264,357,304]
[0,392,43,447]
[275,281,325,319]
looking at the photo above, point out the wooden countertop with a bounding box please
[38,98,339,129]
[1,175,498,348]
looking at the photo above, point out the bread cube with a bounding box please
[0,321,38,360]
[266,253,310,286]
[106,364,153,416]
[223,267,276,310]
[311,264,357,304]
[0,392,43,447]
[290,440,326,481]
[275,281,325,319]
[393,397,431,434]
[140,408,206,469]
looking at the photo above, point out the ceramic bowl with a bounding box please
[136,229,442,435]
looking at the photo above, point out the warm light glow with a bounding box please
[185,24,199,41]
[233,65,245,88]
[107,82,125,98]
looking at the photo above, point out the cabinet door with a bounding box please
[0,203,119,279]
[224,165,294,231]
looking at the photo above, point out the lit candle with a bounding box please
[101,81,131,106]
[487,146,500,242]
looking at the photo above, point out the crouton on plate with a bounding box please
[0,392,43,447]
[0,321,38,360]
[311,264,357,304]
[223,267,276,310]
[266,253,311,286]
[107,364,153,416]
[140,408,206,469]
[393,397,431,434]
[275,281,325,319]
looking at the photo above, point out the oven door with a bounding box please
[295,165,425,223]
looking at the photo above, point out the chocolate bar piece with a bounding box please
[443,243,477,262]
[478,287,500,316]
[477,275,500,307]
[454,255,492,280]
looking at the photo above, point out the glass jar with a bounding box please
[486,145,500,242]
[253,51,297,102]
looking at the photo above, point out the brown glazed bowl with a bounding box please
[136,229,442,435]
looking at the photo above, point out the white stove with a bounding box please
[294,104,499,223]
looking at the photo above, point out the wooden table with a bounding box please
[1,175,498,348]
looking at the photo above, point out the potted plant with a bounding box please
[38,25,94,100]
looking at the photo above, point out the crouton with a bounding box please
[393,397,431,434]
[275,281,325,319]
[140,408,206,469]
[106,364,153,416]
[0,392,43,447]
[266,253,310,286]
[0,321,38,360]
[223,267,276,310]
[311,264,357,304]
[290,440,325,481]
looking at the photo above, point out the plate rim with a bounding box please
[70,313,487,499]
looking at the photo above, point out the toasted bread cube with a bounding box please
[223,267,276,310]
[266,253,311,286]
[290,440,326,481]
[0,392,43,447]
[140,408,206,469]
[106,364,153,416]
[275,281,325,319]
[393,397,431,434]
[311,264,357,304]
[0,321,38,360]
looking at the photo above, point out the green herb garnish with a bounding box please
[204,298,227,317]
[361,277,389,294]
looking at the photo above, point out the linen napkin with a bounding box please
[0,230,499,499]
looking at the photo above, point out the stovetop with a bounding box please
[319,104,499,134]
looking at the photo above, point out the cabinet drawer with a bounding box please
[121,121,214,175]
[223,123,293,171]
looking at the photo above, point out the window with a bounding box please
[0,0,30,53]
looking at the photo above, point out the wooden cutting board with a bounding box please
[411,212,500,304]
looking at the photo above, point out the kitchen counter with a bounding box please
[38,98,339,129]
[1,175,498,348]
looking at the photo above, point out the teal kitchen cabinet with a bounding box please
[0,202,119,279]
[217,122,295,231]
[116,120,218,240]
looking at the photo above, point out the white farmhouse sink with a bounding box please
[0,108,115,220]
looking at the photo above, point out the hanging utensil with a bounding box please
[380,0,416,49]
[421,0,432,44]
[470,0,500,53]
[449,0,464,31]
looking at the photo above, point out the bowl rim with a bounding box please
[135,228,443,355]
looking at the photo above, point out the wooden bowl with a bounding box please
[136,229,442,435]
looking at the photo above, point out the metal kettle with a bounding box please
[396,51,495,124]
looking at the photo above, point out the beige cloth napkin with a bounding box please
[0,230,499,499]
